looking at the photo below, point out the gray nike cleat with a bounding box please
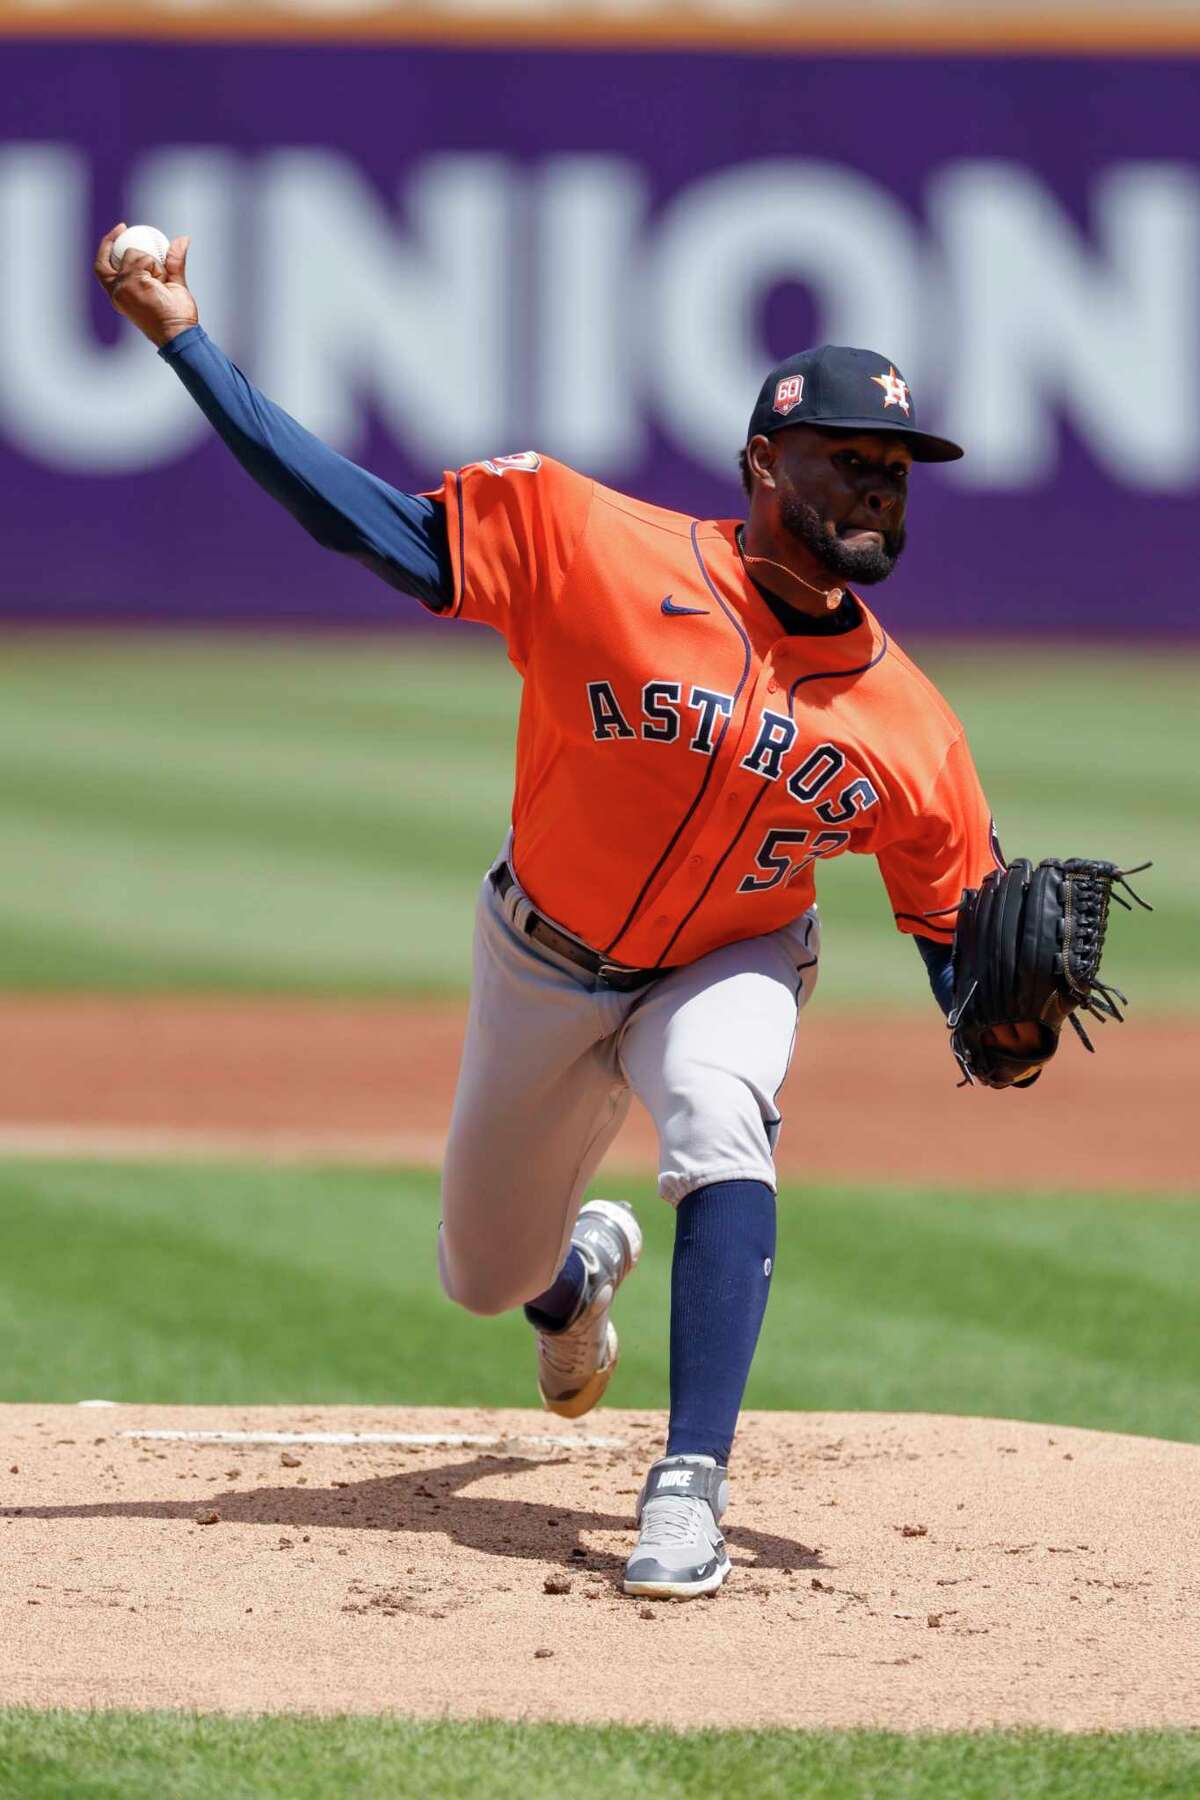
[533,1200,643,1419]
[623,1454,732,1599]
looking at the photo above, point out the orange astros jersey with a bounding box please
[427,453,1001,972]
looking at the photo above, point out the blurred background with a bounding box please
[5,4,1200,634]
[0,0,1195,1425]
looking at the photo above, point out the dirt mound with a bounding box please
[0,996,1192,1190]
[1,1404,1196,1729]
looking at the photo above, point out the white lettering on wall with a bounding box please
[647,160,922,471]
[930,160,1200,490]
[0,145,238,473]
[534,158,647,470]
[255,151,512,462]
[0,145,1197,495]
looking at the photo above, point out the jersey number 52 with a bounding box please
[737,827,851,894]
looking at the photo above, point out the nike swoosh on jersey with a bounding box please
[661,595,709,617]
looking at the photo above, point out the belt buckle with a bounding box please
[597,960,653,991]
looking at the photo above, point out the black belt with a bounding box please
[490,864,664,992]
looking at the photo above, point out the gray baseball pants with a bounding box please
[437,854,820,1317]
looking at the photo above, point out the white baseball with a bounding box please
[110,224,171,270]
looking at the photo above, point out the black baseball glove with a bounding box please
[948,858,1151,1090]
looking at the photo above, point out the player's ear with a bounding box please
[745,434,777,490]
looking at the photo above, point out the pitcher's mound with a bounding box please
[2,1404,1195,1730]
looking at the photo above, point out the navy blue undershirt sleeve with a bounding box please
[158,326,453,611]
[915,934,955,1017]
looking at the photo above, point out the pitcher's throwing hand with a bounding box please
[93,222,197,348]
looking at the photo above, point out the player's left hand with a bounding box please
[981,1022,1042,1057]
[93,224,198,348]
[949,857,1152,1090]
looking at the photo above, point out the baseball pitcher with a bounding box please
[95,227,1145,1600]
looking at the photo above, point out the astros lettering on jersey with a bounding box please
[427,453,997,971]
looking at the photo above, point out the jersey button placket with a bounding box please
[696,660,775,844]
[663,663,770,932]
[633,652,770,961]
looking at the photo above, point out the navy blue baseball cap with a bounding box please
[747,345,963,463]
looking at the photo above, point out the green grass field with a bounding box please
[2,1159,1197,1443]
[2,633,1197,1792]
[1,1712,1198,1799]
[0,634,1192,1005]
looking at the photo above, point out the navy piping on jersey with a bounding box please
[654,786,771,967]
[653,621,892,967]
[895,911,957,937]
[895,900,962,936]
[601,522,753,960]
[449,471,467,618]
[784,627,889,712]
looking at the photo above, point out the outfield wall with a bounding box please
[1,20,1198,632]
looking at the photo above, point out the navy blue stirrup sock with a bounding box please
[666,1179,776,1466]
[523,1247,587,1331]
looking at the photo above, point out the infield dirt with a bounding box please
[0,996,1190,1190]
[1,1404,1196,1728]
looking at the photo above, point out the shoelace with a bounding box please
[538,1275,613,1380]
[639,1495,712,1547]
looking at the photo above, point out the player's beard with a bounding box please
[779,496,906,586]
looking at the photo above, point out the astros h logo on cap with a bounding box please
[748,345,963,462]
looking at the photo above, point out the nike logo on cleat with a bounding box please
[661,595,708,617]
